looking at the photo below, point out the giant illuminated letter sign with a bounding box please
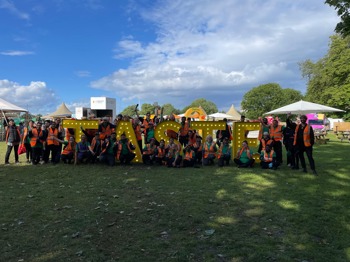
[62,119,99,142]
[63,119,257,163]
[116,121,142,163]
[191,121,226,141]
[233,122,261,162]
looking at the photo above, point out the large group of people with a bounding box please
[3,112,317,174]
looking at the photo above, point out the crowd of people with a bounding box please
[2,112,317,174]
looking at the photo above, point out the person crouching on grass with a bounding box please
[155,139,167,165]
[142,138,157,165]
[202,135,217,166]
[75,134,94,165]
[53,136,76,164]
[117,133,136,165]
[217,137,231,167]
[182,145,195,167]
[234,140,255,168]
[165,137,182,168]
[260,144,278,170]
[100,132,118,166]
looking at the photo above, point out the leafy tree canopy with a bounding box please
[120,104,138,117]
[182,98,218,115]
[325,0,350,37]
[241,83,303,119]
[162,103,180,116]
[299,34,350,120]
[140,103,155,115]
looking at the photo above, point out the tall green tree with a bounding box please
[325,0,350,37]
[241,83,303,119]
[300,35,350,119]
[120,105,138,117]
[161,103,180,116]
[140,103,155,115]
[182,98,218,115]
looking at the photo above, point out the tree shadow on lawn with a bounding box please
[203,141,350,261]
[0,139,349,261]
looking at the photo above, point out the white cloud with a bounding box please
[65,100,90,113]
[0,79,59,114]
[0,0,30,20]
[1,50,35,56]
[93,0,338,109]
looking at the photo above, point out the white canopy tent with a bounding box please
[265,100,345,115]
[0,98,28,124]
[208,112,236,120]
[0,98,28,113]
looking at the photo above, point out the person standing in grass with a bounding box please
[234,140,255,168]
[293,115,317,175]
[4,119,21,165]
[28,122,46,165]
[22,120,34,163]
[270,119,285,165]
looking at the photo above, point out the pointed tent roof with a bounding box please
[0,98,28,113]
[43,103,72,118]
[226,104,241,121]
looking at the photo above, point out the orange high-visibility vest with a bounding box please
[179,122,190,136]
[157,147,166,158]
[184,151,194,161]
[270,125,283,141]
[293,124,311,147]
[261,139,273,151]
[65,128,74,141]
[62,142,76,155]
[263,150,274,162]
[203,142,216,159]
[143,144,156,155]
[99,124,113,140]
[47,128,59,146]
[30,128,44,147]
[134,125,142,141]
[217,144,230,159]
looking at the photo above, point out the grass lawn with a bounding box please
[1,133,350,262]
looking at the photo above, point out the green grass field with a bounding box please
[1,133,350,262]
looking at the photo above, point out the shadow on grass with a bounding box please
[0,138,349,261]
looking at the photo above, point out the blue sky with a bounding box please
[0,0,339,114]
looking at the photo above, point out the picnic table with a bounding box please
[337,131,350,143]
[314,130,329,144]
